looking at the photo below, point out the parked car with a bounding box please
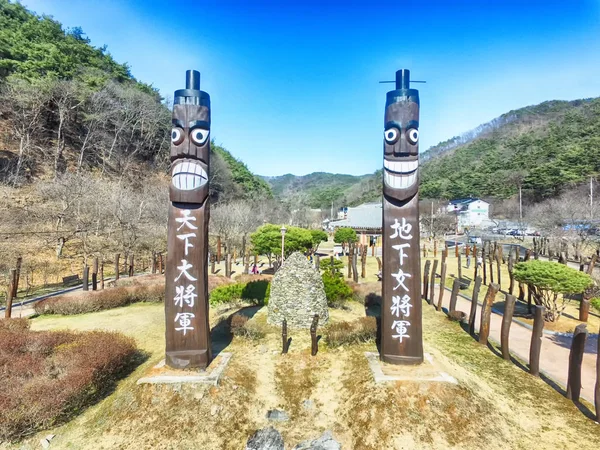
[468,236,482,244]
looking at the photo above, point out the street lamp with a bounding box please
[280,226,287,261]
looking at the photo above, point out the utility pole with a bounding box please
[519,185,523,222]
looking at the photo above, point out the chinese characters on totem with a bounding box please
[173,210,198,335]
[389,217,413,343]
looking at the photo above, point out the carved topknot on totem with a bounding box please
[267,252,329,329]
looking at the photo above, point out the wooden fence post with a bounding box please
[360,245,367,279]
[488,244,495,284]
[100,261,104,290]
[128,254,134,277]
[92,257,98,291]
[282,319,288,354]
[508,249,515,295]
[422,260,431,301]
[434,240,437,258]
[315,254,321,271]
[482,246,487,285]
[11,256,22,300]
[529,305,545,377]
[159,253,164,274]
[496,245,503,290]
[566,324,588,403]
[347,244,353,279]
[352,252,359,283]
[436,263,447,311]
[587,254,597,275]
[82,265,89,291]
[455,243,459,258]
[152,251,157,274]
[580,298,590,323]
[468,276,482,335]
[457,253,462,280]
[449,278,460,314]
[226,254,231,278]
[501,294,516,360]
[211,254,216,274]
[4,268,16,319]
[429,260,438,306]
[479,283,499,345]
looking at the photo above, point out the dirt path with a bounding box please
[433,285,599,406]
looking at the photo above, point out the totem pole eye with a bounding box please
[171,128,184,145]
[190,128,209,146]
[384,128,400,144]
[406,128,419,144]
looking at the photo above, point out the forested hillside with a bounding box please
[419,99,600,201]
[0,0,270,202]
[262,172,378,209]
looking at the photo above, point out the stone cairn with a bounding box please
[267,252,329,328]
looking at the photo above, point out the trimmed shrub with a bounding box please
[325,316,377,347]
[0,319,139,442]
[34,283,165,316]
[591,297,600,313]
[229,313,266,340]
[209,280,270,306]
[322,272,353,308]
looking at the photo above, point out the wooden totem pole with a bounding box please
[165,70,212,369]
[380,69,423,365]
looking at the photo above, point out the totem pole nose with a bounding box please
[395,69,410,90]
[186,70,201,90]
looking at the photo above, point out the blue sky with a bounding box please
[22,0,600,177]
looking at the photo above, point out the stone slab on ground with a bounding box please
[246,427,285,450]
[365,352,457,384]
[137,352,232,386]
[293,430,341,450]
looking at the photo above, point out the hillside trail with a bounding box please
[434,284,598,408]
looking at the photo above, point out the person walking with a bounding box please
[466,254,472,269]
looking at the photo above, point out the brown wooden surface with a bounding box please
[158,253,163,274]
[347,245,353,279]
[225,254,231,278]
[315,254,320,271]
[433,240,437,258]
[422,260,431,301]
[310,315,319,356]
[82,265,89,291]
[566,323,588,402]
[482,247,487,285]
[352,252,359,283]
[11,257,22,300]
[580,299,590,322]
[508,250,515,295]
[100,262,104,290]
[165,75,212,370]
[457,253,462,280]
[501,294,516,360]
[529,305,545,377]
[217,236,222,263]
[282,319,288,354]
[449,278,460,314]
[468,276,482,335]
[479,283,499,345]
[437,262,447,311]
[587,254,597,275]
[429,259,438,306]
[92,257,98,291]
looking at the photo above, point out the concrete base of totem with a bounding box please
[365,352,457,384]
[137,352,232,386]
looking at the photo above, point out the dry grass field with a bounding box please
[1,281,597,449]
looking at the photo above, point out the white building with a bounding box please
[446,198,490,229]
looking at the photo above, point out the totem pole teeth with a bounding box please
[172,161,208,190]
[383,160,418,189]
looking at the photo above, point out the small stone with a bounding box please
[40,439,50,449]
[266,409,289,422]
[211,405,219,416]
[193,391,205,400]
[246,427,285,450]
[302,399,314,410]
[293,430,341,450]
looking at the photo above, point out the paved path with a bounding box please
[431,285,598,408]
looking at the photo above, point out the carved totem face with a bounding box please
[169,103,210,204]
[383,94,419,201]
